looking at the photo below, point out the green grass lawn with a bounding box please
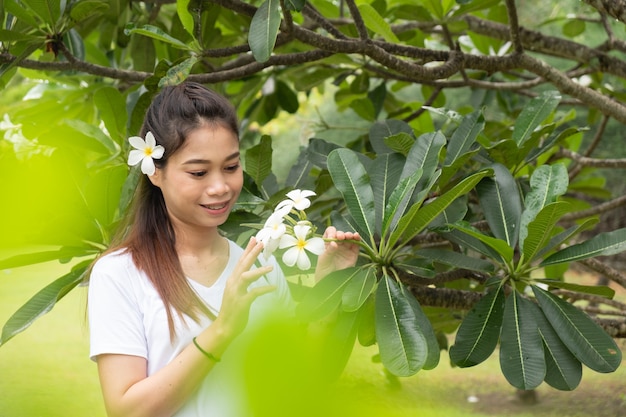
[1,259,625,417]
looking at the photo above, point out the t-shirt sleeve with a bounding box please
[88,253,148,361]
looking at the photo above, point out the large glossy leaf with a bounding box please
[327,148,376,240]
[440,226,502,260]
[476,163,522,247]
[21,0,61,26]
[124,24,191,50]
[342,268,376,312]
[449,284,505,367]
[519,164,568,252]
[414,248,495,273]
[370,153,404,236]
[0,247,95,270]
[245,135,273,189]
[295,267,360,322]
[527,300,582,391]
[536,279,615,299]
[369,119,414,154]
[176,0,195,38]
[541,228,626,266]
[389,170,491,248]
[522,201,571,264]
[317,310,360,381]
[400,131,445,192]
[248,0,281,63]
[375,275,427,376]
[448,222,514,264]
[512,90,561,146]
[94,86,127,145]
[381,167,423,239]
[535,218,598,260]
[499,291,546,390]
[358,3,399,43]
[403,285,440,370]
[532,285,622,373]
[1,260,91,345]
[443,110,483,167]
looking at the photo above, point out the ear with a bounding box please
[148,168,162,188]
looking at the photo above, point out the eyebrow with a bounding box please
[182,151,240,165]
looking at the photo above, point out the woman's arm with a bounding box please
[96,238,274,417]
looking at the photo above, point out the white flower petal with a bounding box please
[296,250,311,270]
[275,199,294,216]
[141,157,156,176]
[293,224,311,240]
[282,247,300,267]
[152,145,165,159]
[129,136,146,150]
[128,149,145,166]
[279,234,298,249]
[144,131,156,147]
[304,237,325,255]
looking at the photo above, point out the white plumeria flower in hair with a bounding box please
[279,224,325,270]
[256,211,287,259]
[128,131,165,176]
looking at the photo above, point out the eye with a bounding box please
[189,171,207,177]
[225,163,241,172]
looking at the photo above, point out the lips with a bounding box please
[200,201,229,211]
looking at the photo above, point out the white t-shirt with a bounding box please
[88,239,294,417]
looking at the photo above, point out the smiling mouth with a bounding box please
[202,202,228,210]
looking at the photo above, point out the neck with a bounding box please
[174,226,226,258]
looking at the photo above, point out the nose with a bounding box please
[205,173,229,196]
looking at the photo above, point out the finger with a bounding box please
[246,285,277,300]
[241,265,273,285]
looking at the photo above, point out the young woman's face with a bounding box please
[150,123,243,232]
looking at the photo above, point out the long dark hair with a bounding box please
[111,82,239,339]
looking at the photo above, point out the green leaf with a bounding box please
[527,300,582,391]
[369,119,414,155]
[541,228,626,266]
[389,170,491,248]
[0,247,94,269]
[284,0,305,12]
[21,0,61,26]
[327,148,376,240]
[382,167,423,239]
[1,260,91,345]
[414,248,495,273]
[449,284,505,367]
[535,279,615,299]
[158,55,199,87]
[357,3,399,43]
[532,285,622,373]
[0,29,40,42]
[370,153,404,235]
[94,86,127,145]
[499,291,546,390]
[402,284,440,370]
[342,268,376,312]
[522,201,571,264]
[476,163,522,248]
[177,0,195,38]
[448,223,514,263]
[400,131,445,192]
[443,110,483,167]
[519,164,569,252]
[295,267,360,322]
[125,24,192,50]
[244,135,273,189]
[512,90,561,146]
[535,218,598,260]
[375,275,428,376]
[70,0,109,22]
[248,0,281,62]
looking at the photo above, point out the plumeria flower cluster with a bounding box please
[127,131,164,176]
[256,189,325,271]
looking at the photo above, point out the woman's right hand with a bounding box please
[211,237,276,343]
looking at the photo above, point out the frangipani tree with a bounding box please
[1,0,626,394]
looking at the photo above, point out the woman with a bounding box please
[88,82,360,417]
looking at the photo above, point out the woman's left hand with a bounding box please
[314,226,361,282]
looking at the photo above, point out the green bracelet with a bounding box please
[192,337,221,363]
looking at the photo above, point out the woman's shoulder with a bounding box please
[89,248,142,284]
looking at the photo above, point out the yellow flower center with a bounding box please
[144,147,153,157]
[297,239,307,249]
